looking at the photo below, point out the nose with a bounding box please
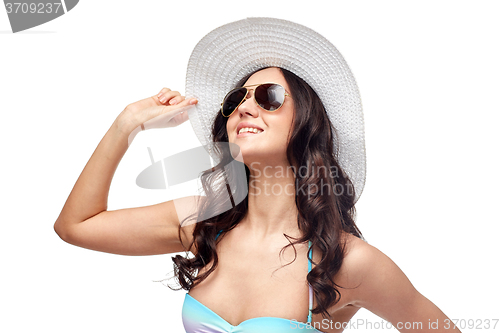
[236,89,258,117]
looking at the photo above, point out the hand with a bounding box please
[118,88,198,132]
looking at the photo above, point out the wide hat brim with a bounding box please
[185,17,366,203]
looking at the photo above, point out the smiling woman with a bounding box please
[175,65,364,332]
[171,17,462,333]
[53,17,463,333]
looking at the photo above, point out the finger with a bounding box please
[157,90,182,105]
[157,88,181,104]
[162,97,197,116]
[167,96,197,110]
[153,87,171,105]
[142,99,196,130]
[157,87,171,96]
[148,97,198,119]
[169,95,186,105]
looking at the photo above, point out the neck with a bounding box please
[240,161,301,239]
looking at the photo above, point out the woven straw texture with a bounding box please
[185,17,366,203]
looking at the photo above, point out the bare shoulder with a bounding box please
[330,233,379,292]
[341,233,392,277]
[338,233,418,308]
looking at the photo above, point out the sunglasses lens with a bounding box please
[222,88,247,117]
[255,84,286,111]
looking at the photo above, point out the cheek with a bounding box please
[226,119,236,139]
[283,114,295,140]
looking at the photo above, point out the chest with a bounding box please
[187,235,360,331]
[189,239,312,325]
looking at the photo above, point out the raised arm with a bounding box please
[54,89,199,256]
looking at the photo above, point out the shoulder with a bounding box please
[341,233,393,278]
[336,233,419,308]
[331,233,382,291]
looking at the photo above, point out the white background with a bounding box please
[1,1,499,332]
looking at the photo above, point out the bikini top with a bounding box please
[182,230,322,333]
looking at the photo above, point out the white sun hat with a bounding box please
[185,17,366,203]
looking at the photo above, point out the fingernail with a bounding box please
[169,98,177,105]
[157,92,163,98]
[159,95,167,103]
[189,98,198,105]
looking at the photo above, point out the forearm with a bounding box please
[54,111,138,233]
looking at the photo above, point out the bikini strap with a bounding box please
[307,240,313,324]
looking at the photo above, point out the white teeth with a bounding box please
[238,127,263,135]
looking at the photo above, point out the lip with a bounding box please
[236,122,264,135]
[236,130,264,138]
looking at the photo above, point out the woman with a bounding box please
[54,18,461,333]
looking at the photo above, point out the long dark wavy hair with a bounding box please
[171,67,363,318]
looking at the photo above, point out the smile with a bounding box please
[237,127,264,136]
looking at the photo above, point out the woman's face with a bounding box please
[226,67,295,166]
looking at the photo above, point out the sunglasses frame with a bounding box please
[220,82,291,117]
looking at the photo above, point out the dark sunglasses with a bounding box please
[220,83,291,117]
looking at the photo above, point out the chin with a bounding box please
[241,149,283,165]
